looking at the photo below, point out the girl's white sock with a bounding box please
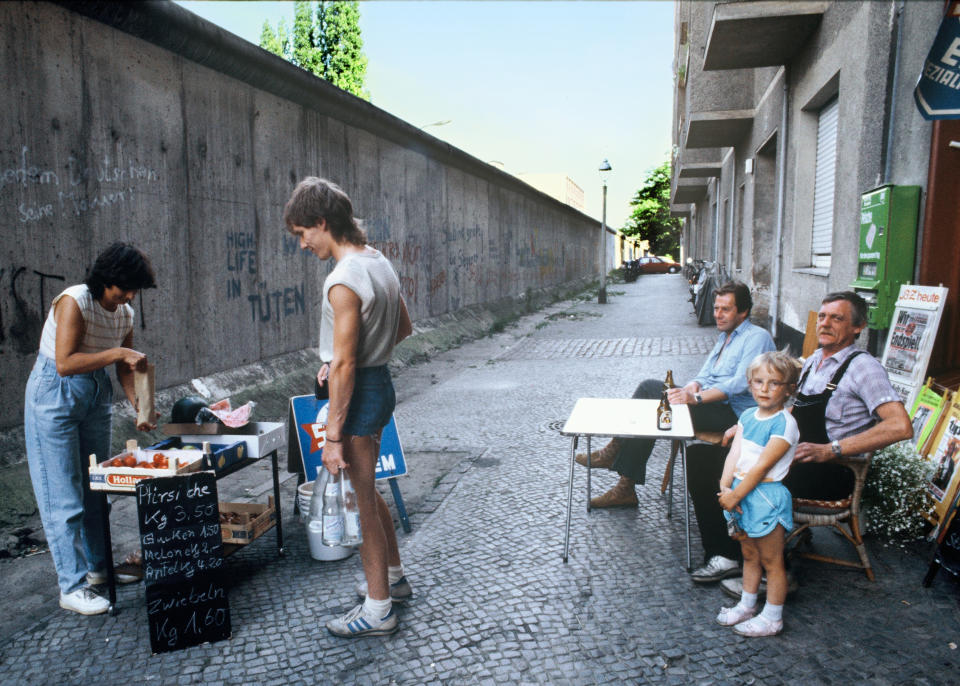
[760,602,783,622]
[739,589,758,609]
[388,564,405,584]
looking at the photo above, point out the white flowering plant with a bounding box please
[862,441,935,544]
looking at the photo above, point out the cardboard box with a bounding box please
[163,422,285,459]
[88,448,205,492]
[219,497,276,545]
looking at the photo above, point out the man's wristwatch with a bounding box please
[831,440,842,458]
[694,392,703,405]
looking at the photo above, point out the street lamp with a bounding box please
[598,158,612,304]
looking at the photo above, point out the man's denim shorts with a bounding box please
[343,365,396,437]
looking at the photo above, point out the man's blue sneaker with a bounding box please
[326,603,398,638]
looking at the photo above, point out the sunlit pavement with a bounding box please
[1,274,958,684]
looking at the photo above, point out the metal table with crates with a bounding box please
[89,423,286,614]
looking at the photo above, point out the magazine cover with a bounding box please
[910,385,948,454]
[928,408,960,527]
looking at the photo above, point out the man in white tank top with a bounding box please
[285,177,413,638]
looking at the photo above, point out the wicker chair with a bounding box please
[784,453,875,581]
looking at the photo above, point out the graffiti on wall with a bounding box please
[2,146,160,224]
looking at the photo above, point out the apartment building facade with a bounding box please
[670,0,960,383]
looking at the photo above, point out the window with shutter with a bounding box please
[811,97,839,269]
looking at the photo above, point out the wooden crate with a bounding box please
[219,497,276,545]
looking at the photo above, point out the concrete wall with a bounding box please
[0,1,599,431]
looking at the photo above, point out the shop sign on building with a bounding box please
[915,1,960,120]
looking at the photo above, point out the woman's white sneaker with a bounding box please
[60,588,109,615]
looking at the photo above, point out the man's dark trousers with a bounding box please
[610,378,741,562]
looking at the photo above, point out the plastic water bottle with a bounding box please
[341,472,362,546]
[321,469,345,546]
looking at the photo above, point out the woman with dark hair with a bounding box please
[23,242,157,616]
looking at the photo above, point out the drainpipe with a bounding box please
[882,0,905,184]
[713,178,721,261]
[769,67,788,342]
[727,153,736,269]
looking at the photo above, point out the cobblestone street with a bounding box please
[1,274,958,685]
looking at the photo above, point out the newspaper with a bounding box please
[884,308,929,377]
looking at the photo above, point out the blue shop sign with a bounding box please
[290,395,407,482]
[915,1,960,120]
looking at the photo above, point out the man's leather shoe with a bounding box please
[590,477,638,508]
[575,439,620,470]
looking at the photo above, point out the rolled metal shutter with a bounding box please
[811,97,839,269]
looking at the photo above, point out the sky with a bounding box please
[174,1,675,229]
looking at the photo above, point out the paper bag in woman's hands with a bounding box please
[135,363,156,428]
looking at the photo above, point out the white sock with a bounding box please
[760,602,783,622]
[388,564,405,584]
[739,590,758,609]
[363,594,393,619]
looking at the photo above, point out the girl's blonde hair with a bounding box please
[746,350,801,386]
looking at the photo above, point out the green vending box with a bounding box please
[850,184,920,329]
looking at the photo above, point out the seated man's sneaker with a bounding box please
[355,576,413,602]
[60,587,109,615]
[326,604,398,638]
[732,614,783,637]
[720,572,798,599]
[690,555,741,583]
[574,439,620,470]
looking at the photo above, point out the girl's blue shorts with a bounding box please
[724,478,794,538]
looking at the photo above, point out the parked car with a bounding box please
[635,256,681,274]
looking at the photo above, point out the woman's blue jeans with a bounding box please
[24,355,111,594]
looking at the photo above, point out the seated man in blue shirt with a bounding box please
[577,282,775,579]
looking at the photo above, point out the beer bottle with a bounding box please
[664,369,675,389]
[657,391,673,431]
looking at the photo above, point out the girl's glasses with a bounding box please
[750,379,787,389]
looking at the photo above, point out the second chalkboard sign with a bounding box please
[136,472,231,653]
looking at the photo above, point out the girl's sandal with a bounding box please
[716,604,756,626]
[732,614,783,637]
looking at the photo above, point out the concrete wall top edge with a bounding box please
[52,0,596,226]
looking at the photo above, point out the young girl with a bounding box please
[715,351,800,637]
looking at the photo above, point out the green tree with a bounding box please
[622,160,682,256]
[259,1,369,100]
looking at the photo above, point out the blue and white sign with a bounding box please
[289,395,408,483]
[915,2,960,120]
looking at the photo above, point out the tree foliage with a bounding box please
[622,160,682,256]
[259,1,369,100]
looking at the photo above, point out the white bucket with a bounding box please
[297,481,314,523]
[299,480,353,562]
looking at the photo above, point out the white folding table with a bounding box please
[560,398,695,568]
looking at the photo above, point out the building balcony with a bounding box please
[703,0,828,71]
[670,204,693,218]
[684,110,753,148]
[678,162,723,178]
[672,178,710,205]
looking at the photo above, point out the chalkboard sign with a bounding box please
[137,472,231,652]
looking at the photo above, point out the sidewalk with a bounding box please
[1,274,958,684]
